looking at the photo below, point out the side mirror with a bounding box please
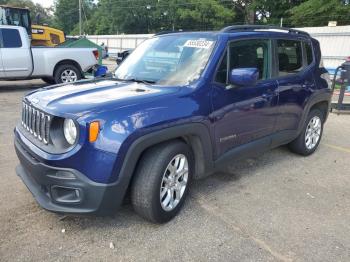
[229,68,259,87]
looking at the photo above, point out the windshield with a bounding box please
[114,34,217,86]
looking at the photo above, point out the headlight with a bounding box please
[63,119,77,145]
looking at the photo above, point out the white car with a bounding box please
[0,26,98,84]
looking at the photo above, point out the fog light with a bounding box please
[51,186,82,204]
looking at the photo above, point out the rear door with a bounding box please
[0,28,33,78]
[275,39,315,132]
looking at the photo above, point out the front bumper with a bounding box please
[15,138,124,215]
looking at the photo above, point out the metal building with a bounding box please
[297,25,350,69]
[86,25,350,70]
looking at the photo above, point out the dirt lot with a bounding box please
[0,79,349,262]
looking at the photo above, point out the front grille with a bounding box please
[21,101,51,144]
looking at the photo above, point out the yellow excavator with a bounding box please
[0,5,65,46]
[31,24,65,46]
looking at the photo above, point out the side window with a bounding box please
[304,42,314,65]
[277,40,303,76]
[1,29,22,48]
[214,39,270,84]
[230,39,270,80]
[214,51,227,83]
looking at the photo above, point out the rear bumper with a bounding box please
[15,138,123,215]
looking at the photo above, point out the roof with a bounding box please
[155,25,310,39]
[0,5,29,10]
[220,25,309,37]
[0,25,25,30]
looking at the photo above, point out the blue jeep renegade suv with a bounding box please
[14,26,332,223]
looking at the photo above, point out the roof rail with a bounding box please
[155,30,184,36]
[220,25,310,37]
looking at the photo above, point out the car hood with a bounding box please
[25,79,180,118]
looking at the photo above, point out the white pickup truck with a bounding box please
[0,26,98,84]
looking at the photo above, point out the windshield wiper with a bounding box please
[115,77,156,85]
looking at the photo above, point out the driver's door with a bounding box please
[210,38,279,157]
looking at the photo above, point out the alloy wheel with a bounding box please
[160,154,189,212]
[305,116,322,150]
[61,69,78,83]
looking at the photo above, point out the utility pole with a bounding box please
[79,0,82,35]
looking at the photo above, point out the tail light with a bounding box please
[93,50,99,61]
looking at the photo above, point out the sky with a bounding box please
[32,0,54,8]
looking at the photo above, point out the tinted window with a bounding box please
[215,39,270,84]
[277,40,303,76]
[1,29,22,48]
[305,42,313,65]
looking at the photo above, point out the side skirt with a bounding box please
[212,130,297,172]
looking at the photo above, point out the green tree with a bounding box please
[53,0,94,34]
[176,0,235,31]
[84,0,236,34]
[227,0,307,25]
[289,0,350,27]
[0,0,54,25]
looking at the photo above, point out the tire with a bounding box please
[131,140,194,223]
[53,64,82,84]
[41,77,56,85]
[288,109,324,156]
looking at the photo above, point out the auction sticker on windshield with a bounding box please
[184,39,214,49]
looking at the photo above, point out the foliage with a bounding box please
[1,0,350,34]
[53,0,95,34]
[289,0,350,27]
[0,0,54,25]
[175,0,236,31]
[226,0,308,25]
[83,0,236,34]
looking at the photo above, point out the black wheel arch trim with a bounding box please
[53,60,83,77]
[113,122,214,204]
[297,90,331,134]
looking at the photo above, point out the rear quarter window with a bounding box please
[1,29,22,48]
[277,40,303,76]
[304,42,314,65]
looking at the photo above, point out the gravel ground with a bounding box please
[0,78,350,262]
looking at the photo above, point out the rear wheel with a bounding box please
[288,109,324,156]
[131,141,193,223]
[53,64,82,84]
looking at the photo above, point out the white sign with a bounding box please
[184,40,214,49]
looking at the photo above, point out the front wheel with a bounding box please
[53,64,82,84]
[131,141,193,223]
[288,109,324,156]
